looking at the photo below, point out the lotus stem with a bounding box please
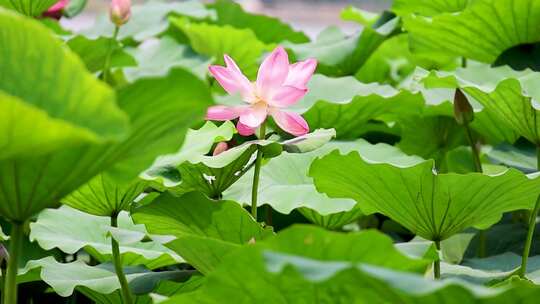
[4,221,24,304]
[251,121,267,220]
[102,25,120,83]
[434,240,441,280]
[463,122,482,173]
[520,145,540,278]
[110,213,134,304]
[462,121,488,257]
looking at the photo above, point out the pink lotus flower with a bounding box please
[42,0,68,19]
[109,0,131,26]
[206,47,317,137]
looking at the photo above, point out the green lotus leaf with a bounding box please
[340,6,378,26]
[0,9,128,159]
[0,0,56,16]
[403,0,540,63]
[29,205,182,269]
[66,35,136,73]
[80,0,215,41]
[402,67,521,145]
[299,205,364,230]
[124,37,211,82]
[165,247,540,303]
[285,13,399,77]
[392,0,469,16]
[63,0,86,18]
[141,121,271,197]
[0,9,131,221]
[397,115,466,167]
[416,64,540,145]
[171,18,271,78]
[310,149,540,241]
[225,139,421,219]
[133,192,273,274]
[143,122,331,198]
[225,141,357,215]
[159,225,446,303]
[24,257,192,297]
[291,74,423,139]
[62,68,212,216]
[208,0,309,44]
[355,34,458,85]
[485,144,538,173]
[79,279,202,304]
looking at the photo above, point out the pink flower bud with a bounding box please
[43,0,69,20]
[213,142,229,156]
[109,0,131,27]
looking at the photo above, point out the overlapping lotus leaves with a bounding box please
[310,150,540,241]
[403,0,540,63]
[285,12,399,77]
[417,64,540,145]
[79,279,199,304]
[81,0,215,41]
[0,0,57,16]
[133,192,274,274]
[403,67,521,145]
[63,175,148,216]
[62,68,212,216]
[66,35,136,73]
[392,0,469,16]
[162,250,540,303]
[124,37,211,82]
[356,33,458,85]
[397,115,466,166]
[208,0,309,44]
[24,257,193,298]
[485,144,538,173]
[0,10,128,159]
[172,18,272,78]
[29,206,182,269]
[260,225,432,272]
[0,9,131,221]
[158,226,447,303]
[142,121,257,197]
[224,140,421,229]
[291,74,423,139]
[143,122,333,198]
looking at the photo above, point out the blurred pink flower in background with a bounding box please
[206,46,317,137]
[43,0,68,19]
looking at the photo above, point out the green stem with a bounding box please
[102,25,120,83]
[463,121,487,257]
[4,222,24,304]
[434,240,441,280]
[463,122,482,173]
[250,121,267,220]
[111,214,133,304]
[519,145,540,278]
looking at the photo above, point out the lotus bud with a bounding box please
[213,142,229,156]
[453,89,474,125]
[109,0,131,27]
